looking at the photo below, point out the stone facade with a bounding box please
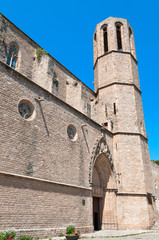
[151,162,159,199]
[0,14,158,236]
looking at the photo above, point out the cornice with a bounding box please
[113,132,148,141]
[0,171,91,191]
[96,82,141,95]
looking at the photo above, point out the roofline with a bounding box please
[1,13,95,96]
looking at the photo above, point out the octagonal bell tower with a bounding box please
[93,17,156,229]
[93,17,146,136]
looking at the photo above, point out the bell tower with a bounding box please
[93,17,156,229]
[93,17,140,133]
[93,17,136,92]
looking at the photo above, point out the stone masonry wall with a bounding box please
[66,75,95,118]
[116,195,150,229]
[96,84,145,134]
[0,60,115,234]
[0,61,113,187]
[94,53,140,94]
[0,173,93,235]
[151,162,159,198]
[0,13,157,233]
[113,134,146,193]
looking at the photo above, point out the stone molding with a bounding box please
[113,131,148,141]
[0,171,91,191]
[89,136,115,185]
[96,82,141,95]
[117,192,147,197]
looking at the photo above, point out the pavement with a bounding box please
[81,230,159,240]
[51,230,159,240]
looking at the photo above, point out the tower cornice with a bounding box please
[96,82,141,95]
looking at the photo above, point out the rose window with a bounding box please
[18,100,35,120]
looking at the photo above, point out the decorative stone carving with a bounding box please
[89,136,115,185]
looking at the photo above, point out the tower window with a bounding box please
[7,44,18,69]
[113,103,116,114]
[116,23,122,51]
[82,199,85,206]
[52,72,58,96]
[129,27,132,38]
[129,27,133,51]
[102,25,108,53]
[94,33,97,41]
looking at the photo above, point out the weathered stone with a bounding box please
[0,14,158,236]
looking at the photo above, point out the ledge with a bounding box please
[116,192,147,197]
[105,188,118,192]
[0,170,91,191]
[113,131,148,141]
[96,82,141,95]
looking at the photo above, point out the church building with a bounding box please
[0,14,158,236]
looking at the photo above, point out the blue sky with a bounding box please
[1,0,159,160]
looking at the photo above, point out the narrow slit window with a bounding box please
[129,27,133,51]
[116,25,122,51]
[113,103,116,114]
[94,33,97,41]
[129,27,132,38]
[103,26,108,53]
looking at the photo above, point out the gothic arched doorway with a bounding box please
[89,137,118,230]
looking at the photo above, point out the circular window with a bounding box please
[67,124,77,141]
[18,99,35,121]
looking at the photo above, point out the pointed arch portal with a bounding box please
[90,137,118,230]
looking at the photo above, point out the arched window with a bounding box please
[102,24,108,53]
[52,71,58,95]
[6,44,18,69]
[116,23,122,51]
